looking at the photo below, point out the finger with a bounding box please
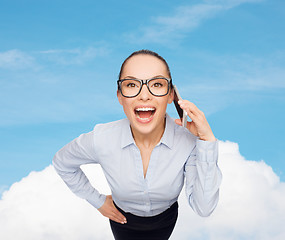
[111,213,127,224]
[111,202,127,221]
[111,214,127,224]
[178,101,200,117]
[187,121,199,136]
[105,208,125,223]
[183,101,203,115]
[175,119,182,126]
[110,214,126,224]
[111,206,127,223]
[184,105,205,123]
[185,109,196,122]
[114,210,127,223]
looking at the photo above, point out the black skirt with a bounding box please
[109,201,178,240]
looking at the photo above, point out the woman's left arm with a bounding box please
[176,100,222,217]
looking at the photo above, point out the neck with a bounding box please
[131,117,166,149]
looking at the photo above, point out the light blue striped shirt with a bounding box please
[53,114,222,217]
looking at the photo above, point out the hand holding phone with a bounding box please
[173,85,187,128]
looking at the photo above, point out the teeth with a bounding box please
[137,115,150,120]
[135,107,155,111]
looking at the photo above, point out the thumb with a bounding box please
[175,119,182,126]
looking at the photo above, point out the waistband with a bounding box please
[111,201,178,231]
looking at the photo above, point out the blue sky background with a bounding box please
[0,0,284,194]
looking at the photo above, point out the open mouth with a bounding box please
[134,107,156,121]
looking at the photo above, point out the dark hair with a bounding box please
[118,49,172,81]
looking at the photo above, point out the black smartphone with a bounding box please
[173,85,187,128]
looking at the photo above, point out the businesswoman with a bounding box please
[53,49,222,240]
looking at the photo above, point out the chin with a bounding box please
[132,116,165,136]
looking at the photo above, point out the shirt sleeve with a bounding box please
[184,139,222,217]
[52,130,106,209]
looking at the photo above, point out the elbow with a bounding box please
[192,200,215,217]
[196,206,215,217]
[190,191,219,217]
[52,153,60,171]
[52,152,66,175]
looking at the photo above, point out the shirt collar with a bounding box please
[120,113,175,149]
[120,118,135,149]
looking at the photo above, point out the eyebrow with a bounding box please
[122,75,167,79]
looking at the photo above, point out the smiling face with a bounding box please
[117,54,173,138]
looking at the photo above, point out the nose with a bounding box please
[138,83,152,101]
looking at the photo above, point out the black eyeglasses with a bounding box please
[117,77,172,98]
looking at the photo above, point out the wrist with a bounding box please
[199,135,216,142]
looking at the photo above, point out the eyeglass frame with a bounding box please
[117,77,173,98]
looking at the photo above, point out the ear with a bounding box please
[167,88,174,104]
[117,90,123,106]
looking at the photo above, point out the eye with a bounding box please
[126,82,137,88]
[122,79,140,88]
[153,82,163,88]
[149,78,167,88]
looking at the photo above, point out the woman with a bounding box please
[53,49,222,240]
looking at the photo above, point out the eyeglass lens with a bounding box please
[120,78,169,97]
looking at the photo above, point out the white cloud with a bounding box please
[0,45,110,72]
[190,52,285,90]
[170,51,285,116]
[0,140,284,240]
[173,141,285,240]
[37,46,110,65]
[0,164,112,240]
[0,49,35,70]
[0,185,9,196]
[0,46,118,126]
[126,0,264,45]
[1,47,283,126]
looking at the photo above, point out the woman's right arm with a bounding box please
[52,130,106,209]
[52,130,127,223]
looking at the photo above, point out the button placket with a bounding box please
[143,179,151,212]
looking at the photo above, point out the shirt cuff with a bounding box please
[86,193,107,209]
[196,138,218,163]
